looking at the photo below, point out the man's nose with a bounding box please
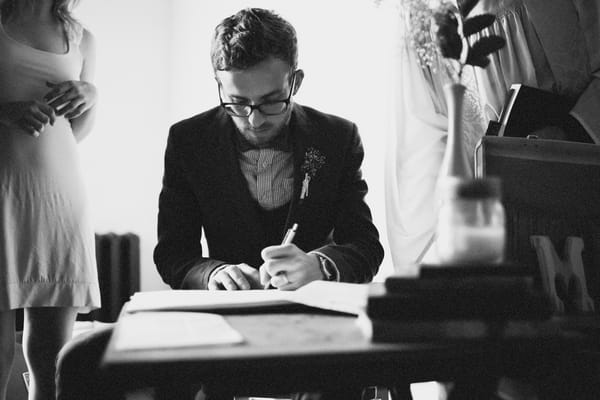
[248,108,266,128]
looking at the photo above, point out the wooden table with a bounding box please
[103,311,600,399]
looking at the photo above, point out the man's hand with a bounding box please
[208,263,261,290]
[44,80,97,119]
[260,244,322,290]
[0,101,56,137]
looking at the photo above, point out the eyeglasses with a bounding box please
[218,73,297,117]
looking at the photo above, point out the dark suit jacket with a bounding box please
[154,103,384,289]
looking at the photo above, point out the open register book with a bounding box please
[125,281,369,316]
[113,282,369,351]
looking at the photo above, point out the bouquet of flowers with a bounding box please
[377,0,505,81]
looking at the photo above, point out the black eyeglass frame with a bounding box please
[218,72,297,117]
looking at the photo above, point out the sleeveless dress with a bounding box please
[0,21,100,312]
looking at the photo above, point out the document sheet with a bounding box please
[126,281,368,316]
[113,311,244,350]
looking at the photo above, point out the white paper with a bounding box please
[113,312,244,351]
[125,281,368,316]
[126,289,294,313]
[292,281,369,315]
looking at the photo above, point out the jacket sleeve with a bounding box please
[153,126,225,289]
[313,123,384,283]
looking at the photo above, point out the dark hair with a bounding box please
[211,8,298,71]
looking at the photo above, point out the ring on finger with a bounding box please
[272,273,288,286]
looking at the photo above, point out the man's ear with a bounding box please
[293,69,305,95]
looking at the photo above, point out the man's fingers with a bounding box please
[259,265,270,285]
[208,279,221,291]
[261,243,296,260]
[235,264,261,289]
[270,273,288,288]
[261,259,289,279]
[226,267,251,290]
[275,280,296,291]
[217,273,239,290]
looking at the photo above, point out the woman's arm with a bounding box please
[44,28,98,142]
[70,28,97,141]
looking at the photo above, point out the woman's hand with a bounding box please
[0,101,56,137]
[44,80,97,119]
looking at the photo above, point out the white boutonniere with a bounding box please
[300,147,326,200]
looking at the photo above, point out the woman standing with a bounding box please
[0,0,100,399]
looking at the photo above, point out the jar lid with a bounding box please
[442,177,502,199]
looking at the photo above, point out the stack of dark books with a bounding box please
[362,265,554,342]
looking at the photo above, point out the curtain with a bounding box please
[384,5,485,272]
[384,0,600,273]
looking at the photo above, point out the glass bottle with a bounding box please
[439,83,471,179]
[436,177,506,265]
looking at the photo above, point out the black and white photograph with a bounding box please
[1,1,599,399]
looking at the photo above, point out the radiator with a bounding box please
[88,233,141,322]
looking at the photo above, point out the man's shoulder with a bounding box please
[293,104,361,152]
[294,104,356,132]
[170,106,223,136]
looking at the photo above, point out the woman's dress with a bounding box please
[0,21,100,311]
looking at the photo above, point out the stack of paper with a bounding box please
[126,289,293,313]
[114,312,244,350]
[113,282,369,351]
[126,281,368,316]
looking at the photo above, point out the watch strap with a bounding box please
[316,254,338,281]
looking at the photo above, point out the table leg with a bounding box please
[155,383,199,400]
[446,376,499,400]
[389,383,413,400]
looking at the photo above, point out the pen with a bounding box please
[264,223,299,289]
[281,223,298,245]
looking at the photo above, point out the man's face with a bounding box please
[216,58,300,147]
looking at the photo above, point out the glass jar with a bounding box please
[436,177,506,265]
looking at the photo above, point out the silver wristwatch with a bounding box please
[317,255,336,281]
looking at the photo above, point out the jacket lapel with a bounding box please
[285,104,317,230]
[195,106,321,249]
